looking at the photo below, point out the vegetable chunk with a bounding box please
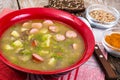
[12,40,23,47]
[48,58,56,66]
[11,31,20,38]
[4,44,13,50]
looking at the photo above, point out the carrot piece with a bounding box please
[31,40,37,47]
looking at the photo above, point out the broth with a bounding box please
[0,19,85,71]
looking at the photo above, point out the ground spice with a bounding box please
[105,33,120,49]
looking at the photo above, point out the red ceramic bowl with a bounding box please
[0,8,95,75]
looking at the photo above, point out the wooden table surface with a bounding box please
[0,0,120,80]
[0,0,120,11]
[0,0,120,25]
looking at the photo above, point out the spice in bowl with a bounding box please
[102,28,120,57]
[105,33,120,51]
[89,10,116,23]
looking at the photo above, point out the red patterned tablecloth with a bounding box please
[0,60,26,80]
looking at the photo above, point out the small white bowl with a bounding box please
[102,28,120,57]
[86,4,120,29]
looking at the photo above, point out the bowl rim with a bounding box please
[0,8,95,75]
[86,4,120,26]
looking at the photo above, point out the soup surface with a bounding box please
[0,19,85,71]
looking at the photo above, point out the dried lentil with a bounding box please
[89,10,115,23]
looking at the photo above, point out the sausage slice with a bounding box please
[31,23,42,29]
[32,53,44,62]
[49,26,59,32]
[43,20,54,27]
[29,28,39,34]
[54,34,65,41]
[66,30,77,38]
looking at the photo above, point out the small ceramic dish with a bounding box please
[86,4,120,29]
[102,28,120,57]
